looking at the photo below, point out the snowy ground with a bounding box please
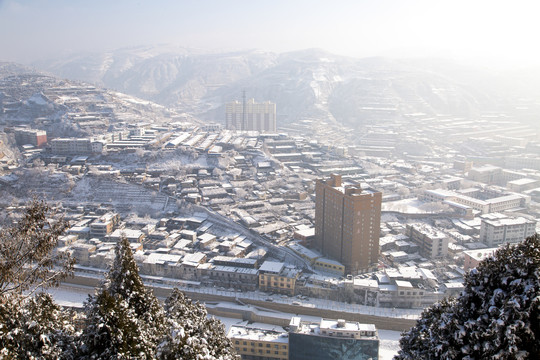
[381,198,426,214]
[47,284,91,308]
[56,269,422,320]
[378,329,401,359]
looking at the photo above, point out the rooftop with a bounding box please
[227,325,288,343]
[259,260,285,274]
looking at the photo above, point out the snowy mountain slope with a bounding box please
[0,70,182,138]
[33,47,540,128]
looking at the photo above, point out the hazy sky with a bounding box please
[1,0,539,68]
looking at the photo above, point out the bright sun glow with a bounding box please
[0,0,539,68]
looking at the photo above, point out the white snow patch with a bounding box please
[382,198,428,214]
[378,329,402,360]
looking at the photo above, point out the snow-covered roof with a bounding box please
[227,325,288,343]
[259,260,284,274]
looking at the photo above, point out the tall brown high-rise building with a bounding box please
[314,174,381,274]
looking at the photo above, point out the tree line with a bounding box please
[0,200,237,359]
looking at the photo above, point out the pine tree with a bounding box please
[396,234,540,360]
[0,293,77,359]
[80,236,166,359]
[0,198,74,296]
[156,288,238,360]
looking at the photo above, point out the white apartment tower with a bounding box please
[225,98,276,132]
[480,213,536,247]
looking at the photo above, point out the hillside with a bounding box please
[0,67,192,140]
[33,46,540,129]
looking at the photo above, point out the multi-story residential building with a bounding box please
[288,317,379,360]
[287,242,345,276]
[226,98,276,132]
[258,261,300,296]
[463,247,498,271]
[377,279,438,309]
[480,213,536,247]
[406,223,448,259]
[207,265,259,291]
[228,325,289,360]
[314,174,382,274]
[505,155,540,171]
[89,212,120,238]
[422,188,530,214]
[14,128,47,147]
[507,178,540,193]
[467,164,503,184]
[50,137,104,154]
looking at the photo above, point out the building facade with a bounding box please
[406,223,449,259]
[50,137,104,154]
[228,325,289,360]
[288,317,379,360]
[480,213,536,247]
[314,174,382,274]
[463,248,498,271]
[226,99,276,132]
[258,261,300,296]
[14,129,47,147]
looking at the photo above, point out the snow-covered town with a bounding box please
[2,3,540,357]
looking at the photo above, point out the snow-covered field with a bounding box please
[382,198,426,213]
[378,329,401,359]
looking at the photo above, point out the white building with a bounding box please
[422,189,529,214]
[406,223,448,259]
[480,213,536,247]
[50,137,104,154]
[225,98,276,132]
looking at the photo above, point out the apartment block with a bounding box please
[226,98,276,132]
[288,317,379,360]
[258,261,300,296]
[422,188,529,214]
[50,137,104,154]
[463,248,498,271]
[228,325,289,360]
[314,174,382,274]
[406,223,448,259]
[480,213,536,247]
[89,212,120,238]
[14,128,47,147]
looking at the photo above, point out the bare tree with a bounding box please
[397,187,411,198]
[0,199,75,296]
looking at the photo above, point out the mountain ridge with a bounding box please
[19,47,540,128]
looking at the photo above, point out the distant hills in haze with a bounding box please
[15,45,540,129]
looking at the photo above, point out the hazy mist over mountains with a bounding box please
[29,46,540,130]
[2,43,540,141]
